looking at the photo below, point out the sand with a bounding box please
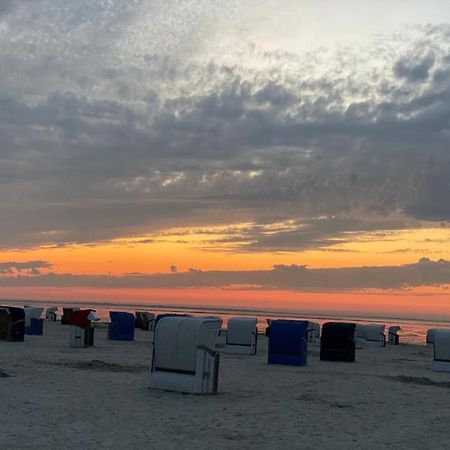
[1,322,449,450]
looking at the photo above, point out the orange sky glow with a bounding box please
[1,225,449,320]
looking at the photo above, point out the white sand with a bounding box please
[1,322,449,450]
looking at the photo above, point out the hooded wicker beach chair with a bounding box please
[24,307,44,335]
[1,307,26,342]
[68,309,97,347]
[307,321,320,344]
[0,307,12,341]
[268,320,308,366]
[387,326,401,345]
[432,329,450,372]
[61,307,79,325]
[135,312,156,331]
[426,328,442,347]
[364,324,386,347]
[320,322,356,362]
[154,313,190,330]
[149,316,222,394]
[224,317,258,355]
[355,324,367,341]
[45,307,58,322]
[108,311,135,341]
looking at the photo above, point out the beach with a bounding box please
[1,321,449,450]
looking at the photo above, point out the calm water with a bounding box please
[3,298,450,345]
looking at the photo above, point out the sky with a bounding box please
[0,0,449,318]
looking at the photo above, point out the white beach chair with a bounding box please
[432,330,450,372]
[364,324,386,347]
[307,321,320,344]
[149,316,222,394]
[224,317,258,355]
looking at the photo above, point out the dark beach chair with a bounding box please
[320,322,356,362]
[388,326,401,345]
[6,307,26,342]
[268,319,308,366]
[0,307,12,341]
[108,311,135,341]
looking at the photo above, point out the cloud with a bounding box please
[0,4,449,250]
[0,260,52,275]
[393,52,436,82]
[0,258,448,291]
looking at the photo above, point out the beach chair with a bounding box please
[135,312,156,331]
[265,318,273,336]
[61,307,79,325]
[154,313,190,330]
[0,307,12,341]
[24,307,44,335]
[355,324,366,341]
[364,324,386,347]
[307,321,320,344]
[224,317,258,355]
[108,311,135,341]
[388,326,401,345]
[45,307,58,322]
[426,328,441,347]
[432,330,450,372]
[268,320,308,366]
[320,322,356,362]
[6,307,26,342]
[68,310,97,347]
[149,316,222,394]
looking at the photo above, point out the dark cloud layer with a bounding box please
[0,258,448,291]
[0,3,449,249]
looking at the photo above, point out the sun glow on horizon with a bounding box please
[0,223,448,276]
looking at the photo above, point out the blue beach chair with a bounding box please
[268,320,308,366]
[108,311,135,341]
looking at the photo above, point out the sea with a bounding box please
[3,297,450,345]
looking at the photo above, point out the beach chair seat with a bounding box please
[224,317,258,355]
[364,324,386,347]
[432,330,450,372]
[320,322,356,362]
[388,326,401,345]
[268,320,308,366]
[68,310,96,347]
[149,316,222,394]
[108,311,135,341]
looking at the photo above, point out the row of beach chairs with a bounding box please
[2,306,449,388]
